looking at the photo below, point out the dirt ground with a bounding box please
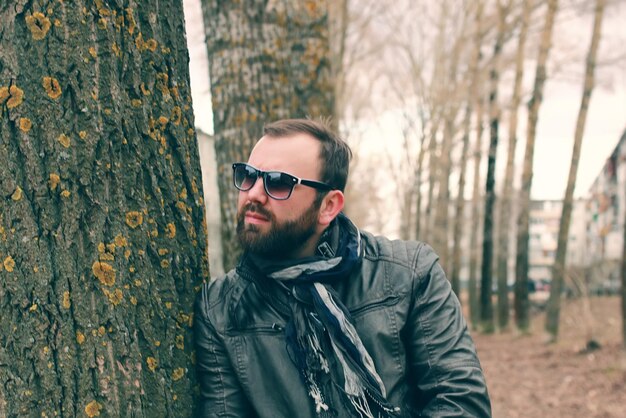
[472,296,626,418]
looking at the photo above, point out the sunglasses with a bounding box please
[232,163,333,200]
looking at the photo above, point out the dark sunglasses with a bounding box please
[232,163,333,200]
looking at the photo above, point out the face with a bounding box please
[236,133,325,259]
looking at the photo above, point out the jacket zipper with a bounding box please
[350,295,401,317]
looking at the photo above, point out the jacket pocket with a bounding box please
[350,294,401,318]
[226,323,285,336]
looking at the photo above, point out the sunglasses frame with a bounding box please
[232,163,333,200]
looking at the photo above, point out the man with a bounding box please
[194,119,491,417]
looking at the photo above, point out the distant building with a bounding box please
[584,129,626,292]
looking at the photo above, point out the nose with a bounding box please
[244,174,269,204]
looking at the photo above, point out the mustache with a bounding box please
[239,202,273,220]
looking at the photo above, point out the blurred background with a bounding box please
[182,0,626,415]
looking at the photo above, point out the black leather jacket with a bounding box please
[194,230,491,417]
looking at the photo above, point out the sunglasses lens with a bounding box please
[234,164,257,190]
[265,172,294,199]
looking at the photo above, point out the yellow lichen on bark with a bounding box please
[61,190,71,198]
[85,400,102,417]
[0,86,8,104]
[49,173,60,190]
[145,38,158,51]
[19,117,32,132]
[62,291,71,309]
[6,86,24,109]
[114,234,127,247]
[146,357,157,371]
[125,211,143,228]
[3,255,15,272]
[11,187,22,201]
[103,288,123,305]
[92,261,116,286]
[26,12,51,40]
[43,76,62,99]
[175,335,184,350]
[76,331,85,344]
[172,368,185,381]
[58,134,70,148]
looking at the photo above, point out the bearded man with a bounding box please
[194,119,491,417]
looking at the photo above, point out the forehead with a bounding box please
[247,133,322,178]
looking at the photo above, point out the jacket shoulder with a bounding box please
[361,230,440,275]
[194,270,242,326]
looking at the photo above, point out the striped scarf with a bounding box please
[251,214,399,418]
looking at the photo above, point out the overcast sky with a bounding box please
[182,0,626,201]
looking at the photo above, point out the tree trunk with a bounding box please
[515,0,559,332]
[0,2,204,416]
[451,0,484,298]
[201,0,335,271]
[497,0,533,331]
[469,94,486,329]
[545,0,606,341]
[622,181,626,349]
[480,0,508,333]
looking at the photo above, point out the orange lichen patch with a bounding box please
[172,368,185,381]
[29,304,38,312]
[125,250,132,260]
[106,243,116,253]
[134,33,144,50]
[125,8,136,35]
[114,234,127,247]
[11,187,22,201]
[0,86,9,104]
[165,302,172,310]
[131,99,142,108]
[6,85,24,109]
[61,190,71,198]
[146,357,157,371]
[104,288,123,305]
[54,19,61,27]
[158,248,168,256]
[43,77,62,99]
[97,17,108,29]
[92,261,115,286]
[76,331,85,344]
[179,188,187,200]
[140,83,150,96]
[130,296,137,305]
[98,326,106,336]
[97,243,106,253]
[49,173,60,190]
[187,128,194,136]
[160,259,169,268]
[58,133,70,148]
[62,291,71,309]
[175,335,184,350]
[98,251,114,261]
[150,229,158,238]
[156,73,169,96]
[19,117,32,132]
[79,131,87,140]
[145,38,158,52]
[170,86,179,100]
[4,255,16,272]
[157,116,168,126]
[88,46,97,58]
[111,42,121,57]
[125,211,143,228]
[85,400,102,417]
[170,106,182,125]
[26,12,51,40]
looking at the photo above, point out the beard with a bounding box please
[236,201,319,259]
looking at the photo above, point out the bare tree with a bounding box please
[545,0,607,341]
[514,0,559,332]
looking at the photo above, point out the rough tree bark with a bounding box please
[496,0,533,332]
[0,2,205,416]
[515,0,558,332]
[545,0,606,341]
[201,0,335,271]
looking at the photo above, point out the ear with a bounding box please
[317,190,344,227]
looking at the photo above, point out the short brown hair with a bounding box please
[263,118,352,192]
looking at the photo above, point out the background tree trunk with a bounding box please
[545,0,606,341]
[497,0,533,332]
[515,0,558,332]
[0,2,204,416]
[201,0,335,270]
[480,0,508,333]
